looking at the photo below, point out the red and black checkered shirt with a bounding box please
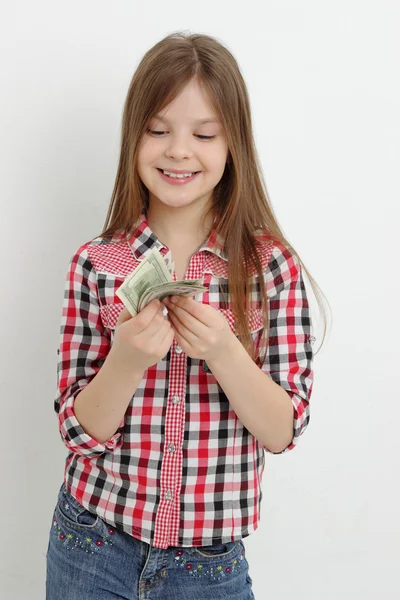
[55,212,314,549]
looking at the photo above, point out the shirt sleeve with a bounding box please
[258,243,315,454]
[54,244,125,458]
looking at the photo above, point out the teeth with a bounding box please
[162,170,196,179]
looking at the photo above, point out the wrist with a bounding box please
[206,330,241,366]
[106,346,145,383]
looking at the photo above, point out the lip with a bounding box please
[156,168,201,185]
[158,168,200,174]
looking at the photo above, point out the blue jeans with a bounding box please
[46,482,256,599]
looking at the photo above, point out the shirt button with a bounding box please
[165,490,173,501]
[168,443,176,453]
[175,345,183,354]
[172,395,180,404]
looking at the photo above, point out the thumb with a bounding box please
[116,306,133,327]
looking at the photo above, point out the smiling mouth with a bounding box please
[156,168,201,175]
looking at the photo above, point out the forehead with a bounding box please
[151,79,221,125]
[152,114,220,125]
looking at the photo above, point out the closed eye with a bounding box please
[146,129,216,140]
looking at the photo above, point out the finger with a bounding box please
[168,309,197,348]
[168,296,210,325]
[168,314,189,349]
[116,306,133,326]
[160,320,176,349]
[167,303,207,339]
[117,299,160,331]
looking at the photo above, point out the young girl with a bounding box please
[46,31,328,600]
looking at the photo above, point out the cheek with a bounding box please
[207,142,229,172]
[136,149,146,175]
[137,139,158,167]
[136,151,157,183]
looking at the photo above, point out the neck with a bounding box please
[146,202,215,251]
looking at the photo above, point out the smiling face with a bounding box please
[137,78,229,216]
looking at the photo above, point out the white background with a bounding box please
[1,1,399,598]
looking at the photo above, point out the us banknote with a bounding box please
[116,246,207,316]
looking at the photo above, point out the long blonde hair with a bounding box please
[97,31,331,366]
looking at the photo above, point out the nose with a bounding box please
[165,133,194,161]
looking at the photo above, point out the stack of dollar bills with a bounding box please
[116,246,207,317]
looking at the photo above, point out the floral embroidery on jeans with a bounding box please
[173,548,245,579]
[51,512,115,554]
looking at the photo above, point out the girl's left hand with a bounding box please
[161,295,237,362]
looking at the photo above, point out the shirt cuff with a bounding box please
[263,390,310,454]
[59,391,124,458]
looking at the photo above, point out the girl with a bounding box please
[46,31,328,600]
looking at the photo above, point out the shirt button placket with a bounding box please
[155,341,185,547]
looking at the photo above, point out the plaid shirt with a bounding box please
[55,212,314,549]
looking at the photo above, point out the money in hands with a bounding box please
[116,246,207,317]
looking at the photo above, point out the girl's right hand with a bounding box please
[108,299,175,376]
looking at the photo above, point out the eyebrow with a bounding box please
[153,114,219,125]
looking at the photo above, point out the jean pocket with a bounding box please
[55,482,99,530]
[194,539,241,559]
[50,483,117,555]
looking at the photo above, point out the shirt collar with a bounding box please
[126,212,228,263]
